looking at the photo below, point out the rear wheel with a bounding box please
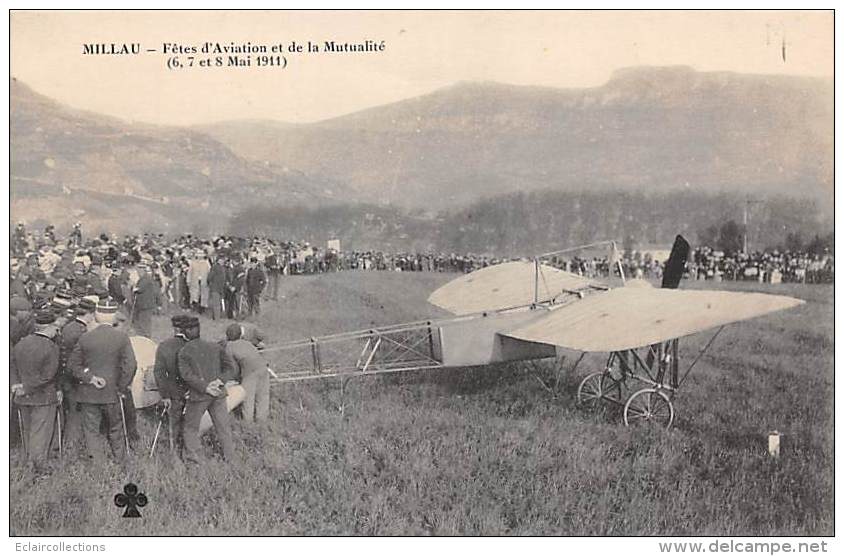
[576,372,605,409]
[623,388,674,428]
[577,371,626,408]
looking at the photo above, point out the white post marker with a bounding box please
[768,431,781,458]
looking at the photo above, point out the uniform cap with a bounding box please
[51,295,73,310]
[34,309,57,324]
[96,298,118,315]
[171,314,194,328]
[182,316,200,328]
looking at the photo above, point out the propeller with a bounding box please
[661,235,691,289]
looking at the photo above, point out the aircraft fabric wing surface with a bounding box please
[428,261,600,315]
[501,288,804,352]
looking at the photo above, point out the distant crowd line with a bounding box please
[547,246,834,285]
[11,222,834,331]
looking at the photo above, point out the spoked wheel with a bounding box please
[577,372,626,409]
[623,388,675,428]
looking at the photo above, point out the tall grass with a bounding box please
[10,273,833,535]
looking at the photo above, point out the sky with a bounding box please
[10,10,833,126]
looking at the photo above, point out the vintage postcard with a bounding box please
[7,9,834,547]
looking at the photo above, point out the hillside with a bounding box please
[10,79,350,231]
[200,66,833,211]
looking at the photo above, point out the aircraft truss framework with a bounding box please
[261,319,448,383]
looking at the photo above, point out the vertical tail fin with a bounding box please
[661,235,690,289]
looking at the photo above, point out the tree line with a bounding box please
[229,189,832,256]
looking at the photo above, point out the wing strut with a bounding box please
[678,326,725,387]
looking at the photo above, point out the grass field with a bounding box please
[10,271,833,536]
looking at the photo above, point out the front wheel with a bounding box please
[623,388,674,428]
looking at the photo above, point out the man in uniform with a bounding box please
[152,315,192,456]
[10,310,61,474]
[178,319,238,463]
[68,300,137,464]
[58,297,97,453]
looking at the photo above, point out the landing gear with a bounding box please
[576,371,626,409]
[623,388,674,428]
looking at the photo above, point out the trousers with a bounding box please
[209,291,223,320]
[62,393,83,450]
[247,292,261,315]
[165,396,187,455]
[133,307,154,338]
[241,371,270,423]
[121,390,139,446]
[17,404,57,467]
[183,397,236,462]
[79,402,127,463]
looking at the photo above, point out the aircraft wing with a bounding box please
[500,287,804,352]
[428,261,603,315]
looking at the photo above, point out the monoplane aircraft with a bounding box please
[133,236,803,430]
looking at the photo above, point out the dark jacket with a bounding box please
[68,324,137,404]
[177,339,237,402]
[226,265,246,292]
[266,254,280,273]
[11,333,60,406]
[207,263,227,294]
[60,319,87,357]
[133,273,160,311]
[85,271,106,296]
[153,335,188,399]
[108,273,125,303]
[246,267,266,295]
[59,318,87,388]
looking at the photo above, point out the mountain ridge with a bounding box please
[10,78,351,231]
[10,66,833,234]
[196,66,832,210]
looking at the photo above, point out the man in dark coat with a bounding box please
[107,266,126,306]
[58,298,97,452]
[225,258,246,319]
[177,320,238,463]
[245,258,266,317]
[68,301,137,464]
[132,264,159,338]
[11,310,61,473]
[206,258,227,321]
[152,315,192,455]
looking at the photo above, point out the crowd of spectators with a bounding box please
[10,221,834,336]
[547,247,834,285]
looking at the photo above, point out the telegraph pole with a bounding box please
[743,197,764,254]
